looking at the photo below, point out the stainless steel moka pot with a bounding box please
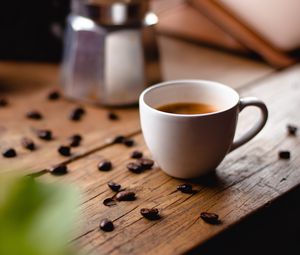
[61,0,161,106]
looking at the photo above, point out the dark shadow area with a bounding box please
[187,186,300,255]
[188,170,227,189]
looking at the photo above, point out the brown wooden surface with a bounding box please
[1,37,299,255]
[0,37,273,174]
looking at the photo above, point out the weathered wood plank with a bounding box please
[0,40,273,174]
[38,65,300,254]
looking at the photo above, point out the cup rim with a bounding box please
[139,79,240,117]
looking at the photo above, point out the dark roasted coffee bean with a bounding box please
[48,90,60,100]
[287,124,298,136]
[140,208,160,220]
[123,138,134,147]
[99,219,114,232]
[116,190,136,201]
[69,134,82,147]
[0,98,8,107]
[127,162,143,174]
[130,150,143,159]
[74,107,85,115]
[58,146,71,156]
[98,160,112,171]
[36,129,52,141]
[103,198,117,207]
[70,107,85,121]
[177,184,193,194]
[49,164,68,175]
[2,148,17,158]
[112,135,125,144]
[279,150,291,160]
[108,181,121,192]
[26,111,43,120]
[200,212,220,224]
[21,137,35,151]
[108,112,119,121]
[138,158,154,170]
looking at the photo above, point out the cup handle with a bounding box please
[229,97,268,152]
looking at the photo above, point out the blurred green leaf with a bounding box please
[0,176,78,255]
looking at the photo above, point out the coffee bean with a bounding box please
[36,129,52,141]
[130,150,143,159]
[70,107,85,121]
[99,219,114,232]
[140,208,160,220]
[48,90,60,100]
[115,191,136,201]
[21,137,36,151]
[2,148,17,158]
[123,138,135,147]
[74,107,85,115]
[112,135,125,144]
[200,212,220,224]
[108,181,121,192]
[98,160,112,171]
[69,134,82,147]
[287,124,298,136]
[103,198,117,207]
[177,184,194,194]
[58,146,71,157]
[279,150,291,160]
[49,164,68,175]
[108,112,119,121]
[138,158,154,170]
[26,111,43,120]
[127,162,143,174]
[0,98,8,107]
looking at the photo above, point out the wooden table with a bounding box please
[1,36,299,254]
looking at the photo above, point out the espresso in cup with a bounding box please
[139,80,268,179]
[157,102,217,115]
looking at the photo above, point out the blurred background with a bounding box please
[1,0,299,66]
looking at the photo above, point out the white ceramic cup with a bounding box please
[139,80,268,179]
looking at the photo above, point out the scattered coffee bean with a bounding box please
[138,158,154,170]
[287,124,298,136]
[108,181,121,192]
[177,184,194,194]
[70,107,86,121]
[130,150,143,159]
[69,134,82,147]
[200,212,220,225]
[58,145,71,157]
[123,138,135,147]
[2,148,17,158]
[48,90,60,100]
[108,112,119,121]
[127,162,143,174]
[140,208,160,220]
[116,190,136,201]
[26,110,43,120]
[112,135,125,144]
[21,137,36,151]
[49,164,68,175]
[0,98,8,107]
[278,150,291,160]
[36,129,52,141]
[103,198,117,207]
[98,160,112,171]
[99,219,114,232]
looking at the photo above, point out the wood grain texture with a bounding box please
[0,39,273,174]
[37,65,300,255]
